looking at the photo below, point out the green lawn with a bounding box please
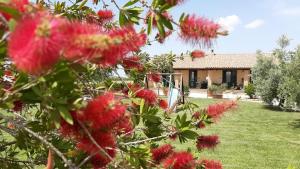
[170,99,300,169]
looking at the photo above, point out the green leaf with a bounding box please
[179,13,186,23]
[127,7,143,13]
[129,16,139,24]
[160,14,173,30]
[123,0,139,7]
[58,106,73,125]
[147,13,153,35]
[8,19,16,32]
[160,3,173,11]
[119,11,129,26]
[139,99,145,114]
[0,4,21,19]
[78,0,88,9]
[181,130,199,139]
[156,17,165,38]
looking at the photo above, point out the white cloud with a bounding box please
[245,19,265,29]
[217,15,241,32]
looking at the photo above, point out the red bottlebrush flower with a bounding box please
[159,99,168,109]
[62,22,109,62]
[191,50,205,58]
[115,115,133,136]
[80,92,126,130]
[192,111,201,120]
[180,15,220,47]
[0,0,29,20]
[8,12,67,75]
[198,159,222,169]
[122,56,143,71]
[148,72,161,83]
[206,105,222,120]
[97,10,114,22]
[163,151,195,169]
[95,26,146,67]
[59,111,82,139]
[197,121,206,129]
[166,0,185,6]
[77,131,116,168]
[151,144,173,163]
[13,100,23,112]
[135,89,157,105]
[196,135,219,150]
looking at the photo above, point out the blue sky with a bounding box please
[84,0,300,56]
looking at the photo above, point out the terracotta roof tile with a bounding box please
[173,53,258,69]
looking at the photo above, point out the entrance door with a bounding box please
[189,70,197,88]
[222,70,237,87]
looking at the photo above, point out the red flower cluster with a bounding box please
[196,135,219,150]
[159,99,168,110]
[151,144,174,163]
[191,50,205,58]
[0,0,29,21]
[163,151,195,169]
[206,100,237,120]
[8,12,67,74]
[122,56,144,71]
[97,9,114,22]
[148,72,161,83]
[198,159,223,169]
[180,15,220,47]
[114,114,133,135]
[79,93,126,130]
[135,89,158,105]
[8,12,146,74]
[59,93,131,168]
[77,131,116,168]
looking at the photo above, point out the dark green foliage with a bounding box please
[244,84,255,99]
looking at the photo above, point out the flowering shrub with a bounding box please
[0,0,232,168]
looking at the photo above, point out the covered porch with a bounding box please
[174,69,251,89]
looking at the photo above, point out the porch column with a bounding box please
[207,70,212,87]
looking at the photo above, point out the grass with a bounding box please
[169,98,300,169]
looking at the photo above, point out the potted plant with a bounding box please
[208,84,226,98]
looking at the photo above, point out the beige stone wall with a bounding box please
[174,70,189,87]
[237,69,251,86]
[207,70,222,86]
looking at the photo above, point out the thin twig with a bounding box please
[0,113,75,168]
[22,126,75,168]
[121,131,176,146]
[78,121,114,161]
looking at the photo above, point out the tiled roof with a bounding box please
[173,53,258,69]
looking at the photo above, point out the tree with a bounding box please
[252,36,300,109]
[252,51,281,104]
[0,0,231,168]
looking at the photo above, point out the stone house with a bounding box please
[173,54,257,89]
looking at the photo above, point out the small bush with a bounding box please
[208,84,226,94]
[244,84,255,99]
[183,85,190,96]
